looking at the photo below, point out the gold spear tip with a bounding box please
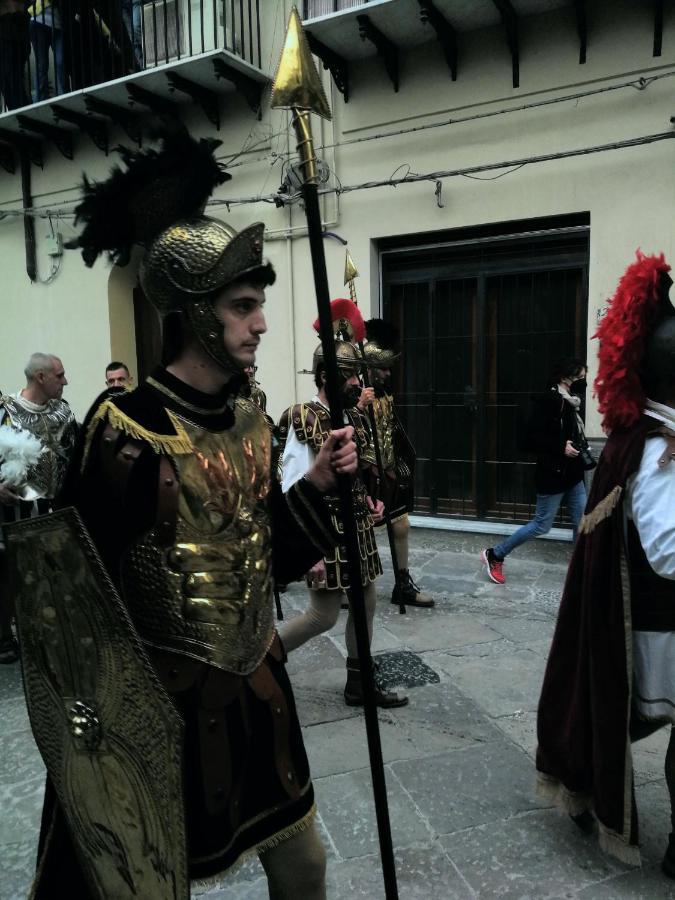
[270,6,332,120]
[344,249,359,285]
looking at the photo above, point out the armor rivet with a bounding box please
[123,451,133,460]
[275,706,282,715]
[103,436,113,443]
[208,331,218,340]
[287,771,294,782]
[208,718,218,732]
[169,668,179,678]
[164,478,174,487]
[163,521,171,528]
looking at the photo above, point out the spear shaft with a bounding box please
[292,108,399,900]
[346,265,406,614]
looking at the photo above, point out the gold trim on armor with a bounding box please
[83,398,194,469]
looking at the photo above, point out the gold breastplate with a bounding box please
[120,399,275,676]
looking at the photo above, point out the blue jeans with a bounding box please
[493,480,587,559]
[29,20,64,100]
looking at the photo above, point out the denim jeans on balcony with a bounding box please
[121,0,143,69]
[493,480,587,560]
[29,16,64,100]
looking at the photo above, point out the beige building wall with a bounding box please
[0,0,673,439]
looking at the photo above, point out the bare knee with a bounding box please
[261,824,327,900]
[392,515,409,541]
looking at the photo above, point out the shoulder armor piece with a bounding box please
[83,398,193,470]
[290,402,332,454]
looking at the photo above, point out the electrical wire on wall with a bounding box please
[1,126,674,219]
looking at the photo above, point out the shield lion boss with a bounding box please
[5,507,188,900]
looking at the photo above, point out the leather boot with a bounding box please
[343,657,408,708]
[391,569,435,608]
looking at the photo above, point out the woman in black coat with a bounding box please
[482,357,590,584]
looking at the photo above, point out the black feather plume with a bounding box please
[67,126,230,267]
[365,318,400,350]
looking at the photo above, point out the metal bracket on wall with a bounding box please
[0,143,14,174]
[126,83,180,118]
[357,15,399,93]
[84,96,143,146]
[418,0,458,81]
[50,105,108,154]
[0,129,43,168]
[654,0,664,57]
[574,0,587,64]
[166,72,220,130]
[16,116,73,160]
[306,32,350,102]
[212,58,263,119]
[491,0,520,88]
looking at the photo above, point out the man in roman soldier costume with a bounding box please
[277,301,408,708]
[0,353,77,663]
[7,130,360,899]
[536,251,675,876]
[360,319,433,609]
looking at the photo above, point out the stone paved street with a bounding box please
[1,528,674,899]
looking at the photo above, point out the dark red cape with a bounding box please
[536,416,659,864]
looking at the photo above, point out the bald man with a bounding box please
[0,353,77,662]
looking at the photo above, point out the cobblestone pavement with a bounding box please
[1,528,674,899]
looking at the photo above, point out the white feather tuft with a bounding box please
[0,425,44,487]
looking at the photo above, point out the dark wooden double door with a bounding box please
[383,231,589,523]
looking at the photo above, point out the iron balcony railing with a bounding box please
[302,0,374,19]
[0,1,261,114]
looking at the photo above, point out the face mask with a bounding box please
[570,378,587,396]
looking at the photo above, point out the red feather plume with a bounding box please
[594,250,671,432]
[312,298,366,343]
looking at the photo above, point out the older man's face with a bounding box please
[41,357,68,400]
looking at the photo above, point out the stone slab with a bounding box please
[440,808,623,899]
[0,774,44,847]
[0,730,44,784]
[574,865,675,899]
[313,766,430,859]
[380,612,501,654]
[0,664,24,705]
[433,648,547,717]
[391,741,546,835]
[283,634,345,676]
[0,839,38,900]
[324,842,472,900]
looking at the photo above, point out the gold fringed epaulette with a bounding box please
[82,399,194,470]
[578,485,623,535]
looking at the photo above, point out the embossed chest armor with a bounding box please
[372,393,396,470]
[120,399,275,676]
[1,393,76,499]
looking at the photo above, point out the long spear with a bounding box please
[271,11,399,898]
[345,252,406,615]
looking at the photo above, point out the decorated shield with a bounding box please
[5,507,188,899]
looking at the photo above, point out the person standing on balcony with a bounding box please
[121,0,142,70]
[28,0,64,99]
[482,357,590,585]
[0,0,30,110]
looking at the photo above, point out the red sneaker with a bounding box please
[481,549,505,585]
